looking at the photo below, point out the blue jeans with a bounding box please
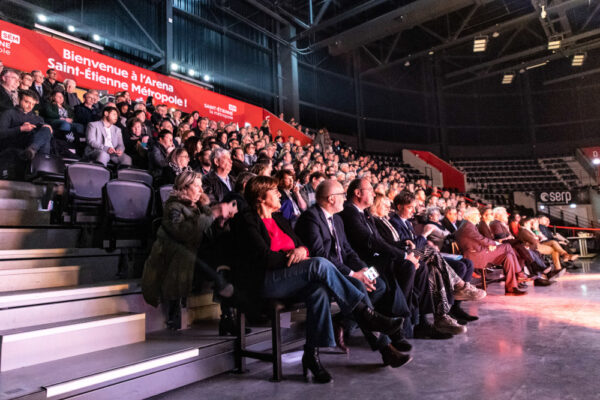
[345,276,392,350]
[263,257,365,348]
[29,126,52,154]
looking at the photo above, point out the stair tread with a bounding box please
[0,312,144,337]
[0,327,233,400]
[0,247,121,259]
[0,265,80,274]
[0,280,140,308]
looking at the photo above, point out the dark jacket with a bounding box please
[441,216,459,234]
[230,208,303,298]
[0,107,45,148]
[517,227,540,250]
[148,143,169,177]
[231,158,249,177]
[338,202,405,263]
[295,205,366,276]
[65,92,81,108]
[142,195,215,307]
[0,87,15,114]
[490,220,512,241]
[202,171,235,204]
[41,102,74,122]
[74,104,101,127]
[41,79,60,102]
[477,221,494,240]
[389,214,428,250]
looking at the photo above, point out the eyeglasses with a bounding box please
[329,192,346,198]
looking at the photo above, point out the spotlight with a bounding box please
[539,205,545,210]
[540,5,547,19]
[37,14,48,22]
[569,203,577,209]
[592,158,600,165]
[572,53,586,67]
[502,73,515,84]
[548,36,562,50]
[404,60,410,67]
[67,25,75,32]
[188,69,195,77]
[492,31,500,38]
[170,63,179,71]
[473,36,488,53]
[428,50,434,56]
[92,34,101,41]
[203,74,211,82]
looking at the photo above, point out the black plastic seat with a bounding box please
[64,162,111,223]
[117,168,153,187]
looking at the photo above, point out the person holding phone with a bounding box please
[295,179,413,367]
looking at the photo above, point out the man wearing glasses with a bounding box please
[295,179,413,368]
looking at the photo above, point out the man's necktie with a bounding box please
[328,216,343,264]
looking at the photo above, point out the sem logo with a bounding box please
[228,104,237,112]
[1,31,20,44]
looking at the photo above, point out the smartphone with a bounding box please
[364,266,379,281]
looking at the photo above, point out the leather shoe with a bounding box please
[413,322,453,339]
[505,287,527,296]
[450,306,479,322]
[518,282,528,289]
[333,321,349,354]
[534,278,555,287]
[547,268,567,281]
[380,345,413,368]
[354,304,403,336]
[389,332,412,352]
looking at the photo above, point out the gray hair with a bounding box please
[211,147,230,167]
[492,207,507,219]
[426,206,441,220]
[63,78,76,88]
[463,207,480,220]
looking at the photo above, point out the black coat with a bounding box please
[338,203,406,264]
[295,205,366,276]
[230,208,303,299]
[0,107,45,148]
[441,216,459,234]
[202,170,235,205]
[0,87,15,114]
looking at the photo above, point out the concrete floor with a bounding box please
[152,258,600,400]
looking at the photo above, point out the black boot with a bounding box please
[380,344,413,368]
[302,346,332,383]
[389,331,412,352]
[449,303,478,322]
[218,308,251,336]
[353,302,403,336]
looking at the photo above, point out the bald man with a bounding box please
[295,180,412,368]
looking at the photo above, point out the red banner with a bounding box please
[0,19,311,144]
[409,150,466,192]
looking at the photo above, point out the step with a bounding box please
[0,209,51,226]
[0,330,235,400]
[0,248,122,283]
[0,281,167,333]
[0,198,40,210]
[0,312,146,371]
[0,227,81,250]
[0,180,46,197]
[0,265,79,291]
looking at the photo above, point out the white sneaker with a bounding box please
[454,282,487,301]
[434,315,467,335]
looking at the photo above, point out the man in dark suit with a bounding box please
[390,192,483,330]
[202,147,236,205]
[338,178,449,339]
[0,69,19,114]
[455,207,525,295]
[441,207,460,234]
[295,180,412,367]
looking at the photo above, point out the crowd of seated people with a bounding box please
[0,61,581,383]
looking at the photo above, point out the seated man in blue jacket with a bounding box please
[295,179,412,367]
[0,89,52,160]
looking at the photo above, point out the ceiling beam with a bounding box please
[312,0,490,56]
[445,27,600,79]
[544,65,600,85]
[289,0,389,42]
[444,38,600,89]
[243,0,291,26]
[313,0,333,25]
[360,0,593,77]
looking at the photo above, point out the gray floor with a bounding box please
[152,258,600,400]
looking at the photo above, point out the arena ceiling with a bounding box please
[240,0,600,87]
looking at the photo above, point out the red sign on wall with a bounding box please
[0,19,311,144]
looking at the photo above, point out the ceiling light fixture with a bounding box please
[502,73,515,84]
[572,53,586,67]
[540,5,547,19]
[473,36,488,53]
[548,36,562,50]
[525,61,548,70]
